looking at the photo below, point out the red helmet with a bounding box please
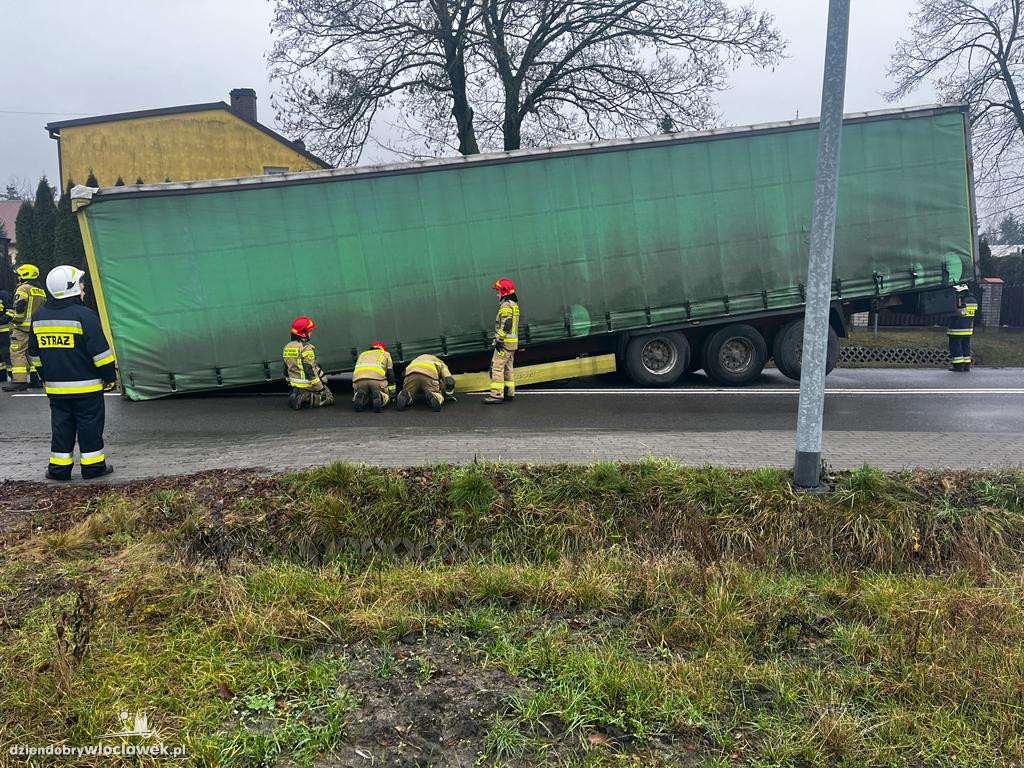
[494,277,516,297]
[291,316,316,337]
[371,341,387,351]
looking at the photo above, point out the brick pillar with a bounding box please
[980,278,1004,327]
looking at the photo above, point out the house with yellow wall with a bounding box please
[46,88,330,189]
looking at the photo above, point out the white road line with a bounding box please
[478,388,1024,396]
[10,393,123,398]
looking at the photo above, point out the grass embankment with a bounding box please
[2,463,1024,767]
[843,327,1024,367]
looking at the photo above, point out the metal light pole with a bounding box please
[793,0,851,488]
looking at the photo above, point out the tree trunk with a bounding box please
[503,93,522,151]
[450,57,480,155]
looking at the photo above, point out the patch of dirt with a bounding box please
[321,634,535,768]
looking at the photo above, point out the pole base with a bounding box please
[793,449,825,490]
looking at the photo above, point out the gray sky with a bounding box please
[1,0,931,191]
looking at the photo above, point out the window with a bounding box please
[263,166,289,175]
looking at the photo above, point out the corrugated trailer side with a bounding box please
[76,105,974,400]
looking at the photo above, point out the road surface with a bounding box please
[1,369,1022,482]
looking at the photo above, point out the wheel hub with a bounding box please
[720,337,754,374]
[641,338,677,375]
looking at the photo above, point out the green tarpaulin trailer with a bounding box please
[74,104,976,400]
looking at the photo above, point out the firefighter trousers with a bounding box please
[48,394,108,480]
[9,326,30,383]
[292,381,335,408]
[402,372,444,408]
[948,333,972,370]
[353,379,392,407]
[489,348,515,399]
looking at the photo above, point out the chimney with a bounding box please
[229,88,257,122]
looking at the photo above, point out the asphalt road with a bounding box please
[1,368,1023,481]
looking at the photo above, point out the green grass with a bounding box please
[1,463,1023,766]
[844,326,1024,367]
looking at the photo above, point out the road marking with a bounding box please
[485,388,1024,396]
[10,392,123,398]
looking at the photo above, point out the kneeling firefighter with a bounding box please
[396,354,457,412]
[948,284,978,372]
[283,316,335,409]
[29,265,116,480]
[352,341,395,412]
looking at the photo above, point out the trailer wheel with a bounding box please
[772,319,839,381]
[702,324,767,386]
[624,331,690,386]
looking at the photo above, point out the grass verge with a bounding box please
[1,462,1023,766]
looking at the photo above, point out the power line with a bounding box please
[0,109,91,116]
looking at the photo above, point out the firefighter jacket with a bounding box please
[12,280,47,328]
[283,340,326,389]
[948,295,978,336]
[27,296,116,397]
[405,354,455,396]
[353,347,395,384]
[494,298,520,352]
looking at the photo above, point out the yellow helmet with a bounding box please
[15,263,39,281]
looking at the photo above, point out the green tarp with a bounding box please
[80,106,974,400]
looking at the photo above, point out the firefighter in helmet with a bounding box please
[29,265,116,480]
[352,341,395,412]
[283,316,335,409]
[3,263,47,392]
[483,277,520,404]
[396,354,457,412]
[948,284,978,372]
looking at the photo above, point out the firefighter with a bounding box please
[396,354,457,412]
[3,263,48,392]
[483,277,520,404]
[352,341,395,412]
[29,265,116,481]
[948,284,978,372]
[0,288,11,382]
[283,315,335,409]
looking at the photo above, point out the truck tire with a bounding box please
[624,331,690,386]
[772,319,839,381]
[702,324,767,386]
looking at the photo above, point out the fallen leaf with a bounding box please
[395,724,411,734]
[586,731,609,746]
[215,682,234,701]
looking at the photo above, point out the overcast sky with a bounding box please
[1,0,932,192]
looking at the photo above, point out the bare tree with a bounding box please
[269,0,481,165]
[477,0,784,150]
[888,1,1024,212]
[269,0,784,162]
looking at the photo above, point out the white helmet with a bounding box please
[46,265,85,300]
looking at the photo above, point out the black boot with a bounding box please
[396,390,412,411]
[2,381,28,392]
[353,389,368,412]
[28,372,43,389]
[371,389,383,413]
[429,394,443,412]
[289,389,303,410]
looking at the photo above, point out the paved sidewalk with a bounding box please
[2,428,1022,483]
